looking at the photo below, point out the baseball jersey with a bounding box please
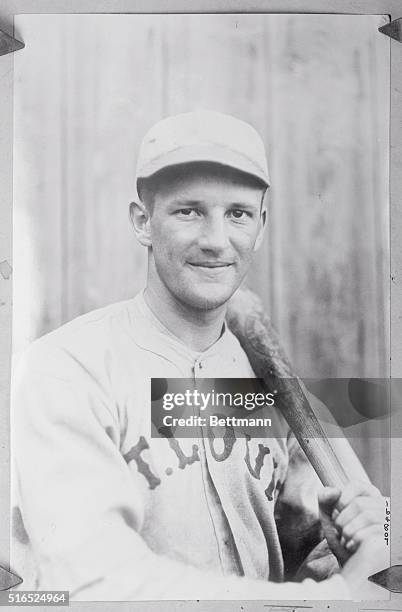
[11,291,354,600]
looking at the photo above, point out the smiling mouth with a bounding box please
[188,262,234,268]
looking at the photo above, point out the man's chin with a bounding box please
[182,288,237,311]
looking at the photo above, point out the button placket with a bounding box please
[193,359,203,378]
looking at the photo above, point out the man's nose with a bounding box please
[197,215,230,252]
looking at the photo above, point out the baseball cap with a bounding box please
[136,111,270,195]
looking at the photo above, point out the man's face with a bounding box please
[145,166,267,311]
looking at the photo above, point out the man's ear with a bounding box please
[253,201,268,253]
[129,200,152,247]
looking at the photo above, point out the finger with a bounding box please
[340,534,359,551]
[333,499,361,528]
[340,535,346,547]
[337,480,381,511]
[344,537,357,553]
[344,522,387,547]
[341,512,380,541]
[333,495,382,528]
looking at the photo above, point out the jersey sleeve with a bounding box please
[12,345,352,600]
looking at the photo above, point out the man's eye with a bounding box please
[176,209,199,217]
[229,209,251,220]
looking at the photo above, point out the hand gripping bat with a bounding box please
[227,288,395,581]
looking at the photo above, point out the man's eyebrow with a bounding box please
[168,199,260,209]
[167,199,203,207]
[228,202,259,209]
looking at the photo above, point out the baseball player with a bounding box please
[12,111,388,600]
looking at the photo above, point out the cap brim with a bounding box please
[136,144,270,188]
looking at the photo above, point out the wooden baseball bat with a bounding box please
[226,289,349,489]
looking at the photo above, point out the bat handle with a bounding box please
[270,380,350,489]
[294,435,349,489]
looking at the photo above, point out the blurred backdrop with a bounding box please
[13,14,390,486]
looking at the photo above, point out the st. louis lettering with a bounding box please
[123,436,161,490]
[159,426,200,469]
[125,433,279,498]
[244,433,271,479]
[207,418,236,461]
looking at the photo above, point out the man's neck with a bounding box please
[143,284,226,353]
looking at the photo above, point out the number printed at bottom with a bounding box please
[2,591,69,606]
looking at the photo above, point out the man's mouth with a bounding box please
[188,261,234,268]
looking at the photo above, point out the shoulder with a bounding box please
[13,297,143,381]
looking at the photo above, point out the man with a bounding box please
[12,111,387,600]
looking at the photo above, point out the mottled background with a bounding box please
[13,14,390,487]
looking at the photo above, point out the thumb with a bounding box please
[318,486,341,512]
